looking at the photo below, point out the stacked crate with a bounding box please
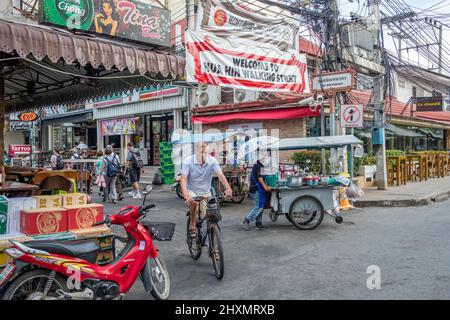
[159,142,175,184]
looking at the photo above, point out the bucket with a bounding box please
[264,174,278,188]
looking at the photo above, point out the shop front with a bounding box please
[93,86,187,166]
[40,109,96,152]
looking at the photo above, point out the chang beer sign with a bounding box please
[40,0,94,30]
[39,0,172,47]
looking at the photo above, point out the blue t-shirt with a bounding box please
[181,155,222,194]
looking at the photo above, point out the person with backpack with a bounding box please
[50,149,64,170]
[102,147,120,203]
[125,142,144,199]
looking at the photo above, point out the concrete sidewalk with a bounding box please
[354,175,450,207]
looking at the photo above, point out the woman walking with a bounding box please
[102,147,120,204]
[94,150,106,198]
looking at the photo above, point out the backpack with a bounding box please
[55,155,64,170]
[131,150,144,169]
[104,156,119,177]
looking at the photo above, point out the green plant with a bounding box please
[291,150,330,174]
[386,149,405,157]
[353,155,376,174]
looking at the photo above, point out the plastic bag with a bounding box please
[345,184,364,199]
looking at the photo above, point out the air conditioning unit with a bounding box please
[197,84,221,107]
[233,89,259,103]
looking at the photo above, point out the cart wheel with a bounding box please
[285,214,293,223]
[231,193,246,204]
[269,209,278,222]
[335,216,343,224]
[288,195,324,230]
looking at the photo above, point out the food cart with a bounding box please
[265,135,362,230]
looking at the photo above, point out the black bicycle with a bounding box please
[186,193,225,280]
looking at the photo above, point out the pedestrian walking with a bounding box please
[94,150,106,197]
[50,149,64,170]
[125,142,143,199]
[102,147,120,203]
[242,158,271,231]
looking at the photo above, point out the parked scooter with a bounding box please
[0,185,174,300]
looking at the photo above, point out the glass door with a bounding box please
[145,113,174,166]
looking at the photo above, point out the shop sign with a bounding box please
[139,87,182,101]
[9,121,31,131]
[312,70,355,93]
[197,0,299,52]
[100,117,138,136]
[416,97,443,112]
[340,104,364,128]
[39,0,171,47]
[186,30,310,94]
[18,111,38,122]
[9,145,32,157]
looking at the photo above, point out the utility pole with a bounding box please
[186,0,196,132]
[369,0,388,190]
[327,0,339,137]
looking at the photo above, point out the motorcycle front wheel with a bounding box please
[150,255,171,300]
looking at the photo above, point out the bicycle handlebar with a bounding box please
[192,193,225,202]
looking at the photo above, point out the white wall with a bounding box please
[5,131,26,149]
[395,74,433,103]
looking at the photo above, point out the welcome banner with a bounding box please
[186,31,310,94]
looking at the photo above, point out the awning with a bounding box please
[41,109,93,125]
[0,18,185,112]
[385,124,424,137]
[277,135,362,151]
[192,107,320,124]
[418,128,444,139]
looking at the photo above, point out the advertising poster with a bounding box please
[100,117,138,136]
[39,0,171,47]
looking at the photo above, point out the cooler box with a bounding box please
[0,196,7,235]
[33,195,63,209]
[62,204,104,231]
[61,193,88,206]
[20,208,68,236]
[6,197,37,235]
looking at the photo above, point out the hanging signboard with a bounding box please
[18,112,38,122]
[312,70,355,93]
[9,121,31,131]
[39,0,171,47]
[196,0,299,52]
[340,104,364,128]
[9,145,32,157]
[186,31,310,94]
[100,117,138,136]
[416,97,443,112]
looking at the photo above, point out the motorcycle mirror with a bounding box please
[143,185,153,195]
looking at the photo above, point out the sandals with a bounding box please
[188,229,197,239]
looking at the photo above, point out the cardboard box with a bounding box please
[0,196,8,235]
[20,208,68,236]
[62,193,88,206]
[63,204,104,231]
[33,195,63,209]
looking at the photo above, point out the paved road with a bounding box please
[97,188,450,300]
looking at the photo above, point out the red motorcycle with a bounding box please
[0,186,174,300]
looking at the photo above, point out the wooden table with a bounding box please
[0,181,39,197]
[387,156,407,186]
[5,167,40,183]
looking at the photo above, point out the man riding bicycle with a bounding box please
[180,142,233,239]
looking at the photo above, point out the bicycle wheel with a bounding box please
[209,223,224,280]
[186,216,202,260]
[288,195,324,230]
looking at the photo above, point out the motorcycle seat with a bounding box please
[23,240,101,264]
